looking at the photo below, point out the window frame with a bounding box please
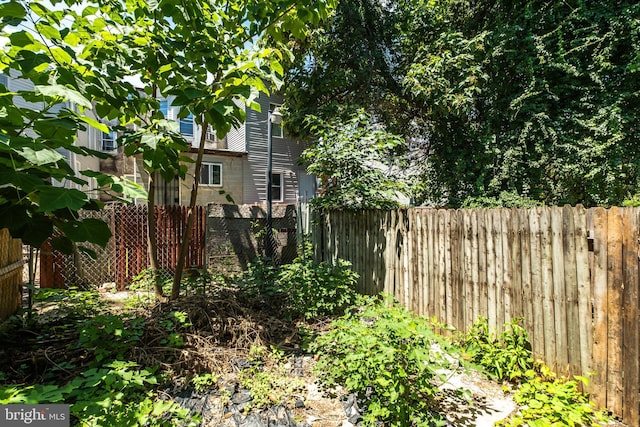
[271,172,283,202]
[199,162,223,186]
[159,100,169,119]
[101,131,117,151]
[180,113,194,137]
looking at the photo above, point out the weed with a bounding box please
[497,367,608,426]
[190,372,218,393]
[460,318,609,426]
[311,295,453,426]
[458,317,534,383]
[237,244,359,319]
[278,255,358,319]
[235,258,281,300]
[238,346,305,412]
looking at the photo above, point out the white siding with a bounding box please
[8,69,41,111]
[226,124,246,152]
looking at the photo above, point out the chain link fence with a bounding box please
[38,203,299,290]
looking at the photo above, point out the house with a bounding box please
[1,70,101,198]
[126,92,317,206]
[3,69,315,206]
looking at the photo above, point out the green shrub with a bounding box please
[237,246,359,319]
[129,269,172,294]
[235,258,281,300]
[311,295,453,426]
[460,318,608,426]
[497,367,608,427]
[190,372,218,393]
[278,255,358,319]
[457,317,534,383]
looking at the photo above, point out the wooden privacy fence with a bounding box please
[312,206,640,426]
[0,229,24,320]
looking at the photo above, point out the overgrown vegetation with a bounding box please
[286,0,640,208]
[0,264,611,426]
[455,317,608,426]
[311,295,456,426]
[236,245,359,319]
[0,361,198,426]
[457,317,534,383]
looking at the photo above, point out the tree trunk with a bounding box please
[171,118,208,300]
[147,174,166,301]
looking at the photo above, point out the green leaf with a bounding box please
[20,214,54,247]
[51,235,74,255]
[58,218,111,247]
[37,187,89,212]
[35,85,91,109]
[35,22,61,40]
[0,1,26,18]
[8,30,34,47]
[15,51,50,73]
[140,132,161,149]
[76,115,110,134]
[109,176,148,200]
[18,146,65,165]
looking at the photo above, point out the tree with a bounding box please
[301,111,406,210]
[401,0,640,207]
[0,1,146,257]
[1,0,336,299]
[284,0,407,138]
[285,0,640,208]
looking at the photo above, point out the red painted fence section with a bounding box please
[40,205,206,289]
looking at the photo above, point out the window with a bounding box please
[200,162,222,186]
[271,172,283,202]
[102,131,117,151]
[180,113,194,137]
[0,74,7,88]
[159,100,169,118]
[269,103,283,138]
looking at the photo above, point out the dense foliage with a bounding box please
[237,247,359,319]
[300,111,406,209]
[458,317,608,426]
[311,295,454,426]
[286,0,640,208]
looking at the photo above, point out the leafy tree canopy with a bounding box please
[0,0,335,252]
[301,110,406,210]
[286,0,640,208]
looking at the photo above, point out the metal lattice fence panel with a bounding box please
[112,204,149,289]
[39,204,207,290]
[40,208,116,289]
